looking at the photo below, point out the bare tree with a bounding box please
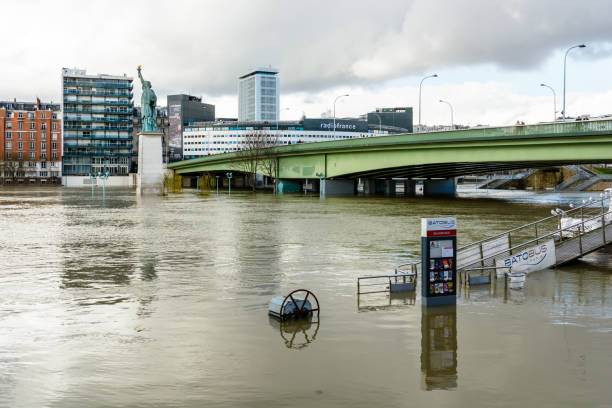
[235,130,279,192]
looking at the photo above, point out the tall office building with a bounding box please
[61,68,134,186]
[167,94,215,162]
[0,99,62,185]
[238,67,279,122]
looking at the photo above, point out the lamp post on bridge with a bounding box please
[562,44,586,119]
[276,107,290,131]
[333,94,349,139]
[439,99,454,129]
[418,74,438,129]
[540,83,557,122]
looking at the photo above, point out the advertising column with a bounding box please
[421,218,457,307]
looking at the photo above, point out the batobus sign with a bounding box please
[495,239,556,275]
[421,218,457,307]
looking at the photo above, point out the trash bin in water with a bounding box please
[268,289,320,321]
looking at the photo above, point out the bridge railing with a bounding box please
[395,193,611,281]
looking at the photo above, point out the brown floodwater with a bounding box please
[0,187,610,407]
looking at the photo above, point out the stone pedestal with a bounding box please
[137,132,164,194]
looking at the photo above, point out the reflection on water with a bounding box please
[420,306,457,391]
[1,187,612,407]
[268,317,320,349]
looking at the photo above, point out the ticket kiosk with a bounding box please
[421,218,457,307]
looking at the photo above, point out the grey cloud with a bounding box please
[1,0,611,103]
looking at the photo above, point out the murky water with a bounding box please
[1,187,611,407]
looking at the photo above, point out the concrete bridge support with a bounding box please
[360,178,376,195]
[321,179,355,196]
[423,178,456,196]
[277,179,302,194]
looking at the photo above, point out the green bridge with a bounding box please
[168,120,612,195]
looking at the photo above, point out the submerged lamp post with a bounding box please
[216,175,220,195]
[562,44,586,119]
[419,74,438,128]
[439,99,454,129]
[333,94,349,138]
[540,83,557,122]
[316,172,324,198]
[89,170,110,199]
[226,172,232,195]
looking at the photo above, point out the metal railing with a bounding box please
[393,193,611,281]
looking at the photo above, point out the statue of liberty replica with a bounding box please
[137,65,158,132]
[136,65,163,194]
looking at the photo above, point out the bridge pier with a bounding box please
[320,179,355,196]
[277,179,302,194]
[423,178,456,196]
[359,178,377,195]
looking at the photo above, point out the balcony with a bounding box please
[64,142,133,149]
[63,151,132,157]
[64,89,133,98]
[63,100,134,106]
[63,80,132,89]
[63,134,133,141]
[64,125,134,131]
[64,116,132,123]
[63,108,133,115]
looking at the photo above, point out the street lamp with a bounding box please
[372,113,382,133]
[540,83,557,122]
[439,99,454,129]
[419,74,438,128]
[562,44,586,119]
[226,172,232,195]
[276,107,291,131]
[333,94,349,138]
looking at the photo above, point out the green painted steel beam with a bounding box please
[169,120,612,179]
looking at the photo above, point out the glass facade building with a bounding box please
[238,68,279,122]
[61,68,133,177]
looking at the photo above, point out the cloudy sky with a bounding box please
[3,0,612,126]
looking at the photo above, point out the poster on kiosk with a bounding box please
[421,218,457,307]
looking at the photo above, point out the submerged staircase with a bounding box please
[396,192,612,280]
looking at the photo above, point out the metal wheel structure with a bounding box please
[279,289,320,321]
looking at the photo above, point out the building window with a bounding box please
[41,153,46,160]
[41,132,46,140]
[52,142,57,150]
[5,142,11,149]
[29,122,35,130]
[29,142,35,149]
[17,133,23,139]
[5,152,11,159]
[18,112,23,118]
[52,123,57,130]
[18,152,22,159]
[41,113,46,119]
[52,133,57,140]
[29,152,35,159]
[18,122,23,130]
[41,123,47,130]
[40,171,48,177]
[30,132,35,139]
[18,142,23,149]
[6,122,11,128]
[5,132,11,139]
[41,161,47,169]
[27,113,34,119]
[51,152,57,159]
[41,143,46,150]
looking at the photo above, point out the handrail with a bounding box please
[458,196,607,251]
[458,208,612,271]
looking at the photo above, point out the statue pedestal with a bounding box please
[137,132,164,194]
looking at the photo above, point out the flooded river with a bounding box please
[0,187,611,407]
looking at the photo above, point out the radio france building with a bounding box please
[183,118,377,158]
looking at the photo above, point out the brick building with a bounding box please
[0,99,62,185]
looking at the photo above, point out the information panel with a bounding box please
[421,218,457,307]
